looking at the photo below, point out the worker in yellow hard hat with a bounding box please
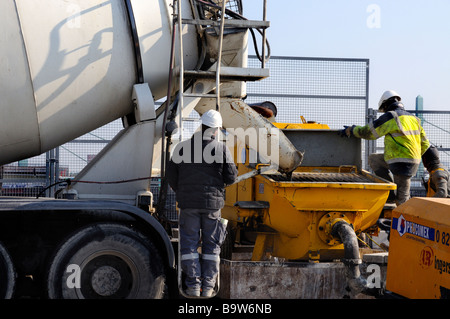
[422,145,450,198]
[340,90,430,205]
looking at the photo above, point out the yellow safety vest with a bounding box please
[353,109,430,164]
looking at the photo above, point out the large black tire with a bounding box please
[47,223,166,299]
[0,241,15,299]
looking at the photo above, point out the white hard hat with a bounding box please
[201,109,223,128]
[378,90,401,111]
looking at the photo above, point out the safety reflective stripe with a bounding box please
[386,157,421,164]
[202,254,220,262]
[181,252,199,261]
[390,130,420,137]
[369,123,380,139]
[388,111,421,136]
[389,111,405,134]
[431,168,446,175]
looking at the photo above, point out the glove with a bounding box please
[338,125,354,138]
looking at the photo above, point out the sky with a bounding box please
[241,0,450,111]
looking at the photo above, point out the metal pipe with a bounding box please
[261,0,267,68]
[177,0,185,140]
[215,0,228,111]
[161,1,178,177]
[331,220,369,296]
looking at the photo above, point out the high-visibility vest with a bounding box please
[353,108,430,165]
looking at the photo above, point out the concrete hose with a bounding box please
[331,220,369,296]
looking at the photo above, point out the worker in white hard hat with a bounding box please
[166,109,237,297]
[340,90,430,205]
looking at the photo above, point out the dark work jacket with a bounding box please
[166,131,238,210]
[422,145,441,172]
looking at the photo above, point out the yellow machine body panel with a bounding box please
[272,122,330,130]
[253,167,393,260]
[386,197,450,299]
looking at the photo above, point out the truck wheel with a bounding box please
[47,223,166,299]
[0,241,15,299]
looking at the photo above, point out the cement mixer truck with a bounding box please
[0,0,306,298]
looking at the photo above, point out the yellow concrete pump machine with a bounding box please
[223,121,396,262]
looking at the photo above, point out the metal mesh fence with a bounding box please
[246,56,369,129]
[0,120,125,198]
[248,57,368,97]
[246,56,370,170]
[58,121,124,176]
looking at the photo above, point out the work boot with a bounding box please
[201,288,214,297]
[185,287,200,297]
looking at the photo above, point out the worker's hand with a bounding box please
[338,125,354,138]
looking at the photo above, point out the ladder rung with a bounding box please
[182,117,200,122]
[184,67,269,82]
[180,18,270,29]
[182,93,218,98]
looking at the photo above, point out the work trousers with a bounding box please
[428,169,450,198]
[368,153,418,206]
[179,208,227,292]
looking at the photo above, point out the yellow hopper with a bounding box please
[224,127,396,261]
